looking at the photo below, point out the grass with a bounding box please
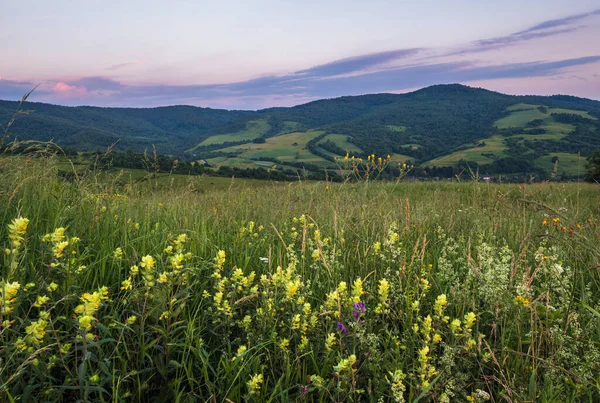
[221,130,329,165]
[428,135,508,166]
[317,134,363,154]
[191,118,271,149]
[495,104,595,129]
[534,153,586,177]
[1,155,600,402]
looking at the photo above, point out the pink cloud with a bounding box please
[53,82,88,96]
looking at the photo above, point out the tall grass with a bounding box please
[1,155,599,402]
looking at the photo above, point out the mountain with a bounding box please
[2,84,600,176]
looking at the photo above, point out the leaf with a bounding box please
[528,370,536,400]
[582,302,600,318]
[412,374,441,403]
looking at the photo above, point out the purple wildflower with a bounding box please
[336,322,347,334]
[353,301,366,318]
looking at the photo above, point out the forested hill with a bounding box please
[2,84,600,175]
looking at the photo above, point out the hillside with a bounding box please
[2,84,600,177]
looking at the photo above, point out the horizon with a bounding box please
[1,1,599,109]
[2,83,599,111]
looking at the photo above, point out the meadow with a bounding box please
[1,155,600,402]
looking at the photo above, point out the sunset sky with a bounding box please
[1,1,599,109]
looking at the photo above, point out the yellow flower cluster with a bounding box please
[247,373,263,396]
[1,281,21,314]
[8,216,29,249]
[514,295,530,306]
[375,278,390,314]
[333,354,357,376]
[74,286,110,331]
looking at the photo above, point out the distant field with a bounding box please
[428,103,593,170]
[317,134,363,154]
[428,135,508,166]
[221,130,328,164]
[386,125,406,132]
[495,104,595,128]
[534,153,586,176]
[192,118,271,148]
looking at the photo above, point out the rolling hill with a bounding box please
[2,84,600,177]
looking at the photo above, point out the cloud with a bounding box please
[0,78,45,100]
[450,8,600,55]
[514,8,600,35]
[12,55,597,108]
[105,60,144,70]
[2,9,599,108]
[296,48,422,77]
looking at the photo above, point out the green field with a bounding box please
[495,104,595,128]
[191,118,271,149]
[534,152,587,176]
[222,130,329,165]
[428,135,508,166]
[428,103,595,171]
[317,134,363,154]
[1,157,600,402]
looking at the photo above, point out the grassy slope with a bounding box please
[221,130,328,164]
[428,103,595,169]
[193,118,271,148]
[317,134,364,154]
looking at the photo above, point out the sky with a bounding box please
[1,0,599,109]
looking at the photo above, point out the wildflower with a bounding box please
[450,319,462,334]
[334,354,357,375]
[140,255,155,270]
[214,250,226,268]
[158,273,168,284]
[121,277,133,291]
[1,281,20,314]
[24,317,49,346]
[325,333,337,351]
[336,322,348,334]
[476,389,491,400]
[463,312,476,330]
[433,294,447,317]
[285,280,300,299]
[60,343,72,354]
[126,316,137,325]
[47,282,59,292]
[113,247,124,259]
[52,241,69,258]
[353,301,366,318]
[44,227,65,243]
[74,286,110,330]
[351,278,364,304]
[372,242,381,254]
[514,295,530,306]
[247,373,263,396]
[130,265,139,275]
[311,249,320,259]
[279,338,290,351]
[33,295,50,307]
[236,345,247,357]
[376,278,390,314]
[159,311,170,320]
[89,374,100,384]
[8,216,29,247]
[388,369,407,403]
[433,334,442,343]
